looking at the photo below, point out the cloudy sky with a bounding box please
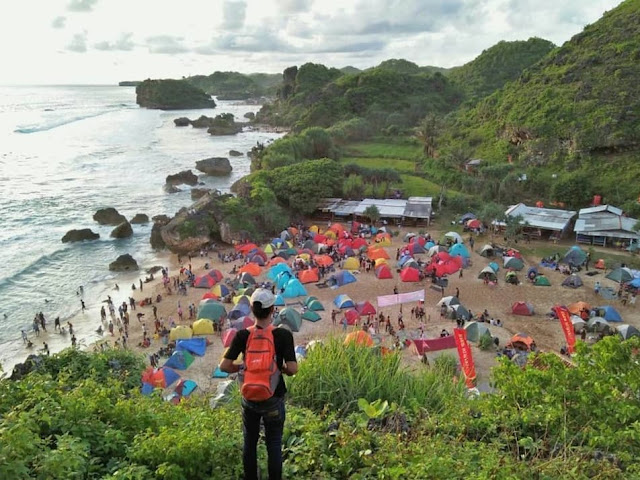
[0,0,622,84]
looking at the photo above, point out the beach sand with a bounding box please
[23,224,640,394]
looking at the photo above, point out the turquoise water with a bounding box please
[0,85,281,371]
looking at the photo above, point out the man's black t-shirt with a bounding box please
[224,326,296,397]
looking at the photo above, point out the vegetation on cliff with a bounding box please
[186,71,281,100]
[136,79,216,110]
[1,337,638,478]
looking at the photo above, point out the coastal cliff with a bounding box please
[136,79,216,110]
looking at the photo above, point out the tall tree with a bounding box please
[363,205,380,224]
[415,113,441,158]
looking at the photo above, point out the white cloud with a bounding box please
[223,0,247,30]
[94,32,134,51]
[51,16,66,29]
[66,32,88,52]
[67,0,99,12]
[146,35,189,54]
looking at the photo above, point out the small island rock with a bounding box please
[150,215,170,250]
[195,157,232,176]
[110,221,133,239]
[130,213,149,224]
[166,170,198,186]
[229,149,243,157]
[243,112,255,120]
[191,188,212,200]
[136,79,216,110]
[109,254,138,271]
[174,117,191,127]
[164,185,181,194]
[190,115,215,128]
[93,207,127,226]
[207,113,243,136]
[61,228,100,243]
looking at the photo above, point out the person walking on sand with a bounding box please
[81,299,86,312]
[220,289,297,480]
[21,329,28,344]
[54,316,60,331]
[152,305,158,320]
[455,287,460,299]
[140,279,143,291]
[42,342,50,356]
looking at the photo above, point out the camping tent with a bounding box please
[344,309,360,325]
[606,267,634,284]
[511,302,534,316]
[562,275,583,288]
[368,248,390,260]
[283,279,307,298]
[444,232,463,244]
[342,257,360,270]
[404,243,426,255]
[428,245,448,256]
[567,301,590,315]
[307,299,325,311]
[437,296,460,307]
[249,254,265,266]
[344,330,374,346]
[571,316,586,333]
[198,301,227,323]
[355,301,376,315]
[238,263,262,276]
[563,246,587,267]
[314,255,334,267]
[617,324,640,340]
[238,272,256,285]
[268,263,292,280]
[192,319,215,335]
[449,243,470,258]
[177,338,207,356]
[222,328,238,347]
[488,261,499,272]
[211,284,230,299]
[594,306,623,322]
[302,310,322,322]
[375,264,393,279]
[174,379,198,397]
[464,321,491,342]
[230,316,254,330]
[460,212,476,223]
[450,305,470,321]
[274,308,302,332]
[229,303,251,320]
[478,266,497,282]
[533,275,551,286]
[587,317,610,332]
[274,294,285,306]
[193,275,216,289]
[479,244,495,257]
[207,269,224,282]
[400,267,421,282]
[143,367,181,389]
[334,294,355,309]
[505,271,518,284]
[164,350,195,370]
[298,268,319,284]
[331,271,357,287]
[507,333,536,351]
[504,257,524,270]
[169,326,193,341]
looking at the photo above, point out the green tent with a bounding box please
[197,301,227,323]
[307,299,325,311]
[504,257,524,271]
[302,310,322,322]
[273,307,302,332]
[534,275,551,286]
[464,321,491,342]
[304,296,319,307]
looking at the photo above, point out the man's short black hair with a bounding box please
[252,302,274,320]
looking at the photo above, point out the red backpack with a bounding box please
[239,325,281,401]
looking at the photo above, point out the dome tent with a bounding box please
[464,321,492,342]
[274,308,302,332]
[283,279,307,298]
[511,302,534,316]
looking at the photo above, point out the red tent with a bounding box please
[222,328,238,347]
[511,301,534,316]
[314,255,334,267]
[352,238,368,249]
[356,301,377,315]
[314,234,327,243]
[344,309,360,325]
[410,236,427,246]
[207,269,224,282]
[375,264,393,279]
[236,243,258,253]
[298,268,319,284]
[400,267,421,282]
[467,219,482,229]
[201,292,217,300]
[193,275,216,288]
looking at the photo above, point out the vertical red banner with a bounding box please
[554,306,576,354]
[453,328,476,388]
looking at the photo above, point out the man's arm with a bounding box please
[219,332,246,373]
[280,331,298,376]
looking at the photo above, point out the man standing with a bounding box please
[220,289,297,480]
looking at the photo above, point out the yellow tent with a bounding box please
[264,244,275,254]
[169,325,193,341]
[343,257,360,270]
[309,225,319,233]
[233,294,251,305]
[325,230,337,239]
[192,319,215,335]
[297,253,311,262]
[374,258,388,267]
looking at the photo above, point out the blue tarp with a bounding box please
[176,337,207,356]
[161,367,181,387]
[212,366,229,378]
[164,351,193,371]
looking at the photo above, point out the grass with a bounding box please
[345,139,422,160]
[341,156,417,173]
[395,174,442,197]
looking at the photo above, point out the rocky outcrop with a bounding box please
[191,188,211,200]
[150,215,170,250]
[110,221,133,239]
[136,79,216,110]
[195,157,232,176]
[109,254,138,271]
[61,228,100,243]
[190,115,215,128]
[229,149,243,157]
[243,112,255,120]
[164,185,181,194]
[207,113,243,136]
[130,213,149,224]
[93,207,127,226]
[166,170,198,186]
[174,117,191,127]
[147,265,163,274]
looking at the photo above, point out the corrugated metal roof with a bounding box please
[505,203,576,231]
[320,198,432,219]
[404,197,433,218]
[578,205,623,216]
[332,200,361,216]
[353,199,407,218]
[575,216,640,238]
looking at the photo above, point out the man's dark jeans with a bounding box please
[241,396,285,480]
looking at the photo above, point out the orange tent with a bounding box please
[567,301,591,315]
[314,255,334,267]
[238,263,261,276]
[368,248,390,260]
[267,257,287,266]
[595,259,605,269]
[507,333,536,351]
[344,330,374,347]
[298,268,319,284]
[288,226,299,236]
[236,243,258,253]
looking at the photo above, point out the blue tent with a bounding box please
[596,306,623,322]
[630,277,640,288]
[176,338,207,356]
[460,212,476,223]
[449,243,470,258]
[272,238,284,247]
[488,262,499,272]
[161,367,181,387]
[397,255,413,267]
[527,267,538,279]
[283,278,307,298]
[274,294,285,306]
[250,254,265,266]
[141,382,154,396]
[268,263,292,280]
[331,271,357,287]
[164,351,194,371]
[276,271,294,289]
[229,303,251,319]
[334,294,355,309]
[425,241,436,249]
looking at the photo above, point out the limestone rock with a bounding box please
[190,115,215,128]
[109,254,139,271]
[130,213,149,224]
[110,221,133,239]
[191,188,211,200]
[164,185,181,194]
[229,149,243,157]
[195,157,232,176]
[206,113,243,136]
[150,215,170,250]
[174,117,191,127]
[93,207,127,226]
[136,79,216,110]
[166,170,198,186]
[61,228,100,243]
[243,112,255,120]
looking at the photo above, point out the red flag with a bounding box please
[453,328,476,388]
[554,306,576,354]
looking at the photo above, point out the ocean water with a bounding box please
[0,85,282,372]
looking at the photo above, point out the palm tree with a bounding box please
[414,114,441,158]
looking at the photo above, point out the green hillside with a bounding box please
[186,71,281,100]
[448,37,556,102]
